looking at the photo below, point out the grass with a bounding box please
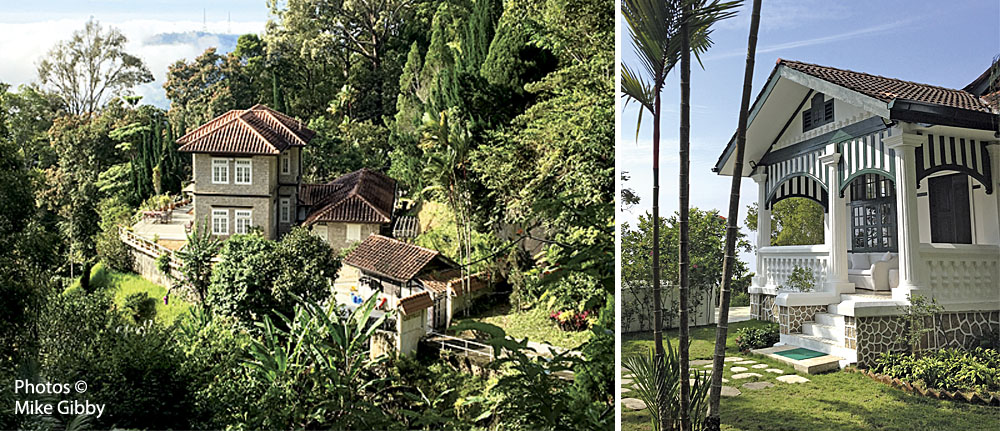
[454,302,593,350]
[70,262,193,325]
[622,321,1000,431]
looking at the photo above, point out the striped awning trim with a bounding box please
[765,174,829,211]
[916,134,993,194]
[838,129,896,192]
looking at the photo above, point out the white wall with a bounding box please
[397,309,427,355]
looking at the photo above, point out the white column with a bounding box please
[990,144,1000,234]
[819,144,854,293]
[752,172,770,287]
[884,131,926,302]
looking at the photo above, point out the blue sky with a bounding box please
[617,0,1000,271]
[0,1,271,108]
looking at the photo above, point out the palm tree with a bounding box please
[623,2,737,430]
[621,2,685,427]
[706,1,761,429]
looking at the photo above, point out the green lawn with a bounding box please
[71,263,193,325]
[454,303,592,350]
[622,321,1000,431]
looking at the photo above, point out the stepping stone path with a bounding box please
[776,375,810,384]
[722,378,729,383]
[720,386,741,397]
[622,387,631,394]
[731,372,763,379]
[751,364,769,369]
[703,364,714,368]
[730,366,748,372]
[622,398,647,410]
[741,381,775,390]
[723,357,743,362]
[765,368,784,374]
[621,378,632,385]
[734,360,757,365]
[691,359,713,366]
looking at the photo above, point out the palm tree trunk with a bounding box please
[706,1,762,429]
[678,3,692,431]
[652,83,667,431]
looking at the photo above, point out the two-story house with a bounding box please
[177,104,313,239]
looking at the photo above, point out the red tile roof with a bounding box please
[398,290,433,316]
[343,235,440,282]
[177,104,315,154]
[780,59,993,113]
[301,169,396,225]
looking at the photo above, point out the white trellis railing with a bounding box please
[921,243,1000,305]
[758,245,830,290]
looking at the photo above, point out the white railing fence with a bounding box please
[921,243,1000,305]
[757,245,829,290]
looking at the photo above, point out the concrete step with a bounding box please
[802,322,842,341]
[812,312,843,327]
[781,333,857,365]
[752,345,844,374]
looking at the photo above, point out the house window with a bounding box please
[212,159,229,184]
[234,210,252,234]
[279,198,291,223]
[280,152,291,174]
[849,174,897,252]
[346,224,361,242]
[234,159,252,185]
[212,209,228,235]
[802,92,834,132]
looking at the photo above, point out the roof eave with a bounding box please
[888,99,999,131]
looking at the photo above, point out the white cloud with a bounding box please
[0,18,266,108]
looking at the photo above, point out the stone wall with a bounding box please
[778,304,827,335]
[855,311,1000,366]
[128,248,199,303]
[749,293,778,322]
[194,195,274,239]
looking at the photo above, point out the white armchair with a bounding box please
[847,252,898,291]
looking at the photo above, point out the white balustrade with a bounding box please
[920,243,1000,305]
[757,245,830,290]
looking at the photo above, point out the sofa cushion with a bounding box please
[849,253,870,270]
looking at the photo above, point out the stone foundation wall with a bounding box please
[750,293,778,322]
[778,305,827,335]
[845,316,857,349]
[855,311,1000,366]
[130,248,198,303]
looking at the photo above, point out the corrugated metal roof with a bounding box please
[177,104,314,155]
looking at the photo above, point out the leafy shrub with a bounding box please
[734,323,779,352]
[549,309,591,331]
[872,348,1000,394]
[207,229,338,327]
[781,265,814,292]
[624,337,710,431]
[729,290,750,307]
[36,289,192,429]
[95,198,135,272]
[123,291,157,323]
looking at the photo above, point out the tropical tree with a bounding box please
[706,2,761,428]
[36,19,153,115]
[621,1,737,429]
[175,223,221,305]
[620,5,685,427]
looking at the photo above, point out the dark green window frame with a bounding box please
[849,174,897,252]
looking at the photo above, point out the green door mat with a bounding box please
[774,348,826,360]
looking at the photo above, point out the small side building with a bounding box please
[339,234,490,355]
[299,168,397,251]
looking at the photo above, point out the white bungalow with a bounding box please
[714,59,1000,366]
